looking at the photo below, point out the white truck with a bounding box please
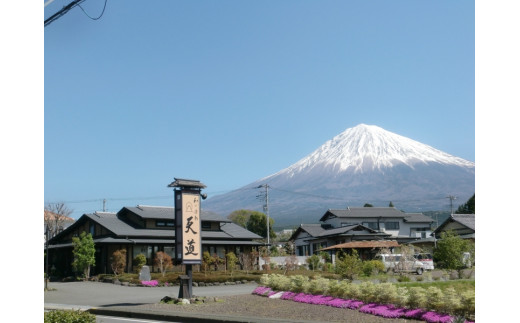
[376,254,425,275]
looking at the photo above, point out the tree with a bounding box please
[154,251,173,277]
[306,254,321,271]
[226,252,238,276]
[389,201,394,207]
[111,249,126,276]
[44,202,73,289]
[72,232,96,280]
[44,202,73,239]
[202,251,214,276]
[246,212,275,240]
[133,254,147,273]
[433,230,474,271]
[227,209,254,228]
[335,249,363,280]
[364,203,374,207]
[455,194,475,214]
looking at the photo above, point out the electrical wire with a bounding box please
[78,0,108,20]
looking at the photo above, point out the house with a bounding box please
[47,205,263,277]
[290,207,434,258]
[432,214,475,240]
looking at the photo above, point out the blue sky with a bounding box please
[43,0,476,219]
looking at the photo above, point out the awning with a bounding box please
[321,240,399,251]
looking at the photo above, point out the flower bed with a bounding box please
[141,280,159,287]
[253,286,474,323]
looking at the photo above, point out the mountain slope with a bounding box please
[203,124,475,225]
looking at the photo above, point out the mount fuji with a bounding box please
[202,124,475,226]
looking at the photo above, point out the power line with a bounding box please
[45,0,87,27]
[78,0,108,21]
[44,0,108,27]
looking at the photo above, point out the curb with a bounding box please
[88,307,319,323]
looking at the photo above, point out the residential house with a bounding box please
[290,207,434,258]
[47,205,262,277]
[432,214,475,241]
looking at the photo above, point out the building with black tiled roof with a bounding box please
[290,207,434,257]
[47,205,262,277]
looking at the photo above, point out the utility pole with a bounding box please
[256,184,270,253]
[446,195,457,215]
[103,199,106,212]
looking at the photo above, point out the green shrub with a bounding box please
[290,275,310,293]
[459,290,475,318]
[359,281,377,303]
[374,283,398,304]
[133,254,147,273]
[306,254,321,271]
[335,250,362,279]
[308,276,330,295]
[394,287,409,307]
[397,275,411,282]
[44,310,95,323]
[442,287,461,314]
[426,286,445,312]
[362,260,386,276]
[266,274,291,291]
[343,281,361,300]
[408,287,427,309]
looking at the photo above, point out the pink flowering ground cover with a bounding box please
[252,286,475,323]
[141,280,159,287]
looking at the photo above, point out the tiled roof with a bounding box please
[451,214,475,230]
[121,205,231,222]
[77,211,260,240]
[321,240,399,250]
[320,207,433,223]
[121,205,174,220]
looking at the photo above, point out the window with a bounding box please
[385,222,400,230]
[362,222,379,230]
[156,220,174,227]
[201,221,212,230]
[89,223,95,236]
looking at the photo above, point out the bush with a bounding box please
[359,281,377,303]
[289,275,310,293]
[111,249,126,276]
[425,286,445,312]
[342,281,361,300]
[44,310,95,323]
[335,250,362,279]
[306,254,321,271]
[394,287,409,307]
[442,287,461,314]
[459,290,475,318]
[307,276,330,295]
[408,287,427,309]
[133,254,147,273]
[397,275,411,282]
[362,260,385,277]
[374,283,398,304]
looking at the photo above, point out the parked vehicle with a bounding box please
[376,254,425,275]
[414,253,434,270]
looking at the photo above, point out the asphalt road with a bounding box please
[44,281,258,308]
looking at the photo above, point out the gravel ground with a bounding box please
[136,294,423,322]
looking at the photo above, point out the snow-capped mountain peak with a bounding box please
[270,124,474,177]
